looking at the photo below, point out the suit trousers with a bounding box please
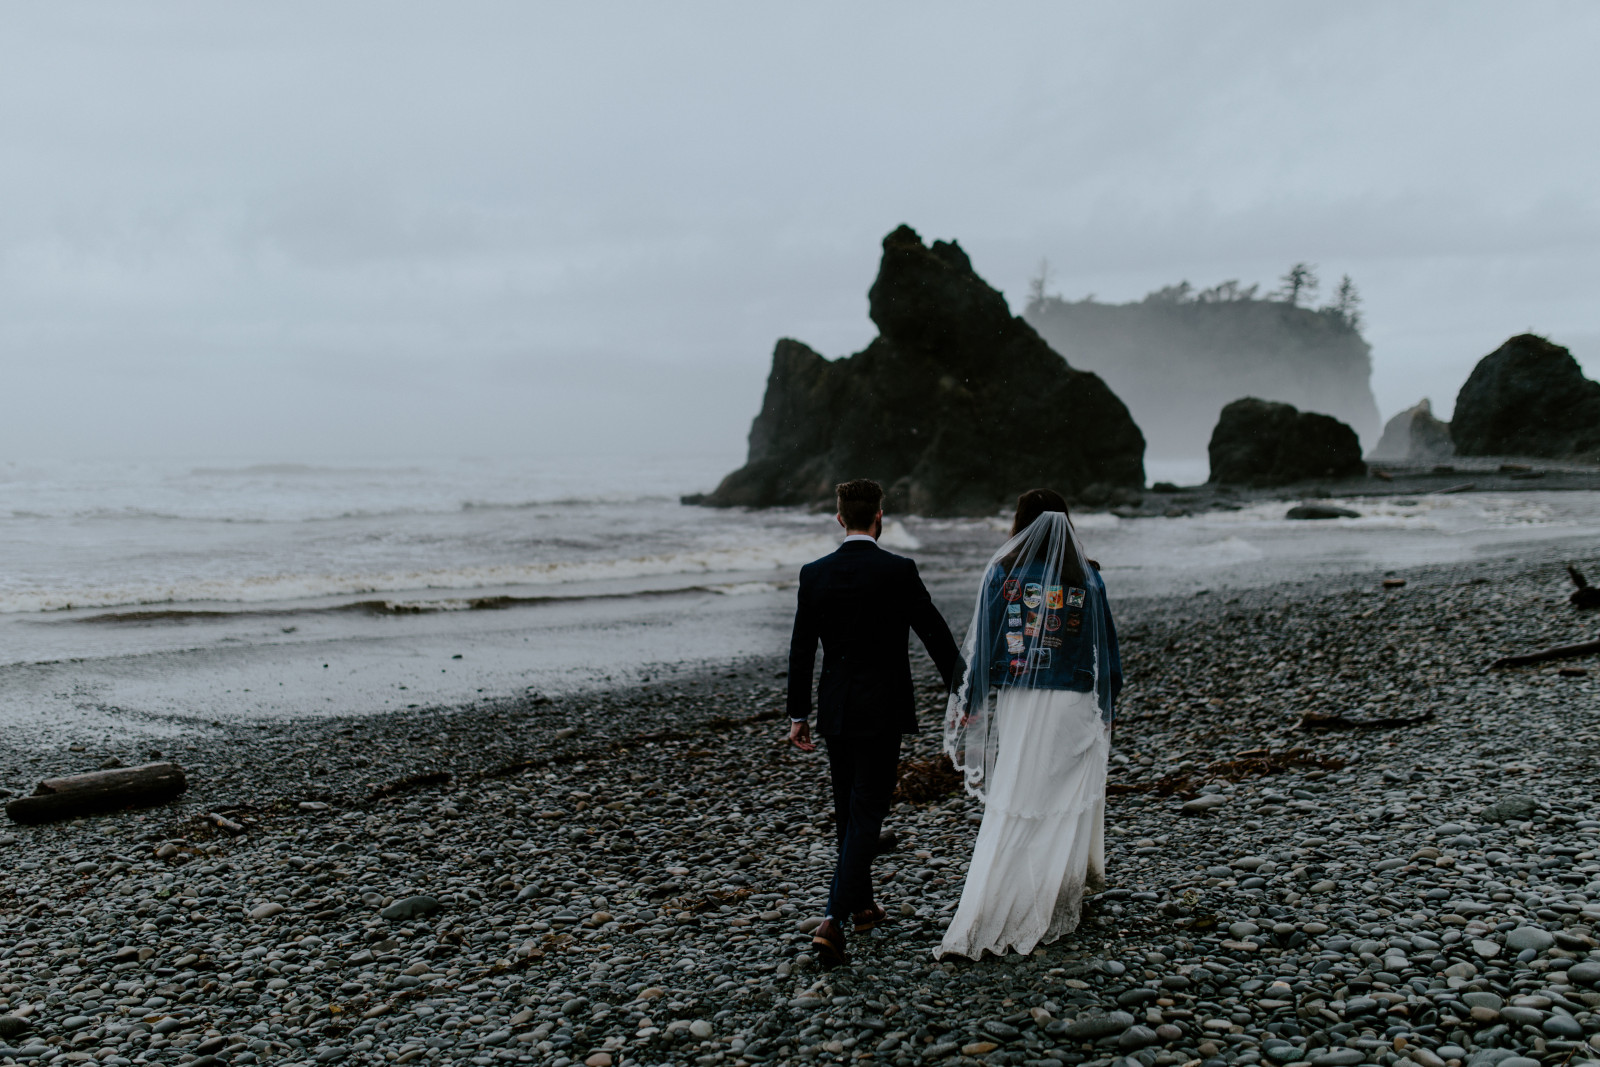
[824,731,902,920]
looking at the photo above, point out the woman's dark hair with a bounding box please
[1010,488,1069,536]
[1003,488,1085,586]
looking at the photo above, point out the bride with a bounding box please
[937,488,1123,960]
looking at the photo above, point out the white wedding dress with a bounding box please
[937,685,1109,959]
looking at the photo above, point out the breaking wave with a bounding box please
[4,534,839,616]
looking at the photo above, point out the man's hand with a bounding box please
[788,720,815,752]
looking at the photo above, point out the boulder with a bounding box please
[1369,398,1454,463]
[1286,504,1358,520]
[1452,334,1600,458]
[686,225,1145,516]
[1207,398,1367,487]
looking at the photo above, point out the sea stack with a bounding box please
[1207,398,1367,487]
[1369,398,1454,463]
[687,225,1146,516]
[1451,334,1600,458]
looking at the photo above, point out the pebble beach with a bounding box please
[0,550,1598,1067]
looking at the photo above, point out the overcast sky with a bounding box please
[3,3,1597,464]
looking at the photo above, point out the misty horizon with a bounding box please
[4,4,1599,464]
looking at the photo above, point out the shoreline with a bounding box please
[0,554,1597,1067]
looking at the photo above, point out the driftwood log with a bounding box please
[5,762,186,825]
[1491,638,1600,670]
[1567,566,1600,609]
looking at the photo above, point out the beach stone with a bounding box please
[1544,1015,1585,1039]
[1473,939,1501,958]
[1499,1006,1545,1027]
[1497,1059,1541,1067]
[1263,1040,1299,1063]
[1343,996,1378,1016]
[1463,992,1503,1010]
[1466,1050,1520,1067]
[1068,1012,1136,1039]
[1480,796,1539,823]
[1312,1050,1366,1066]
[1505,926,1555,953]
[248,902,284,919]
[1119,1026,1159,1049]
[1182,794,1228,814]
[1568,960,1600,985]
[380,895,440,921]
[1229,922,1260,939]
[688,1020,713,1039]
[584,1055,612,1067]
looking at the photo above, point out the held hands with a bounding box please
[788,720,815,752]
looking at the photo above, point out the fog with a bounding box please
[2,3,1598,463]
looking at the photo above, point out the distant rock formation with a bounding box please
[1369,399,1454,463]
[1452,334,1600,458]
[1026,289,1380,458]
[687,226,1146,516]
[1208,398,1367,487]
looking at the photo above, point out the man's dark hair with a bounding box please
[835,479,884,531]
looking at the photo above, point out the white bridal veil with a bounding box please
[942,510,1113,801]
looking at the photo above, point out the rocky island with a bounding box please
[1026,282,1380,461]
[687,225,1145,516]
[1452,335,1600,460]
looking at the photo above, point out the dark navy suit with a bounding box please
[787,538,961,919]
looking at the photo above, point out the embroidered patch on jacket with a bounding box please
[1044,613,1061,632]
[1066,586,1086,608]
[1024,610,1041,636]
[1027,647,1052,669]
[1045,586,1064,609]
[1062,608,1084,635]
[1008,656,1027,676]
[1008,614,1023,629]
[1023,583,1042,608]
[1005,633,1025,654]
[1041,635,1063,649]
[1001,579,1023,602]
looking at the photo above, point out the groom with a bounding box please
[787,478,962,965]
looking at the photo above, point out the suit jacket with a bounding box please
[787,539,962,737]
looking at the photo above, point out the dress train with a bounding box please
[937,687,1109,959]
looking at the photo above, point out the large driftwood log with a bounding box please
[5,762,186,825]
[1491,638,1600,670]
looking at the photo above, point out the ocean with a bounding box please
[3,455,1598,745]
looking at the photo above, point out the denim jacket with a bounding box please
[980,560,1123,715]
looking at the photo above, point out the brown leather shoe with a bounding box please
[811,917,848,966]
[852,903,887,933]
[874,831,899,855]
